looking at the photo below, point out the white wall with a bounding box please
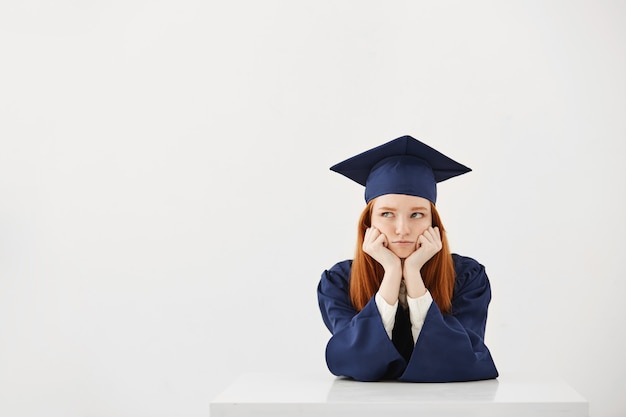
[1,1,625,416]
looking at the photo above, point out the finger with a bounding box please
[420,230,435,244]
[432,227,442,246]
[378,233,389,248]
[421,228,442,251]
[373,233,388,247]
[363,228,386,252]
[417,231,438,250]
[364,227,377,242]
[423,227,441,244]
[368,227,381,242]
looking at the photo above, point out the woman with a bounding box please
[317,135,498,382]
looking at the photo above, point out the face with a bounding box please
[370,194,433,259]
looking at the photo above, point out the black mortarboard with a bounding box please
[330,135,471,203]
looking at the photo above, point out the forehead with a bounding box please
[372,194,431,209]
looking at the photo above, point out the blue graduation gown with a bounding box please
[317,254,499,382]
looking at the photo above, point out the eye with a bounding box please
[411,212,424,219]
[381,212,393,218]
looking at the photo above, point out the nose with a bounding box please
[395,218,410,236]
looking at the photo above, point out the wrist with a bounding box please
[403,260,423,280]
[383,265,403,282]
[381,256,402,274]
[406,283,427,298]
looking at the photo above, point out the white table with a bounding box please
[210,372,588,417]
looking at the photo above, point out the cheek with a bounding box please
[370,218,389,233]
[416,219,432,234]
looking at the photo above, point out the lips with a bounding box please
[393,241,414,245]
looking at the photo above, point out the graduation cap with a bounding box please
[330,135,471,203]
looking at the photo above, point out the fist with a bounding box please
[405,226,442,270]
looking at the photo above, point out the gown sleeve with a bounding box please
[317,260,407,381]
[399,254,499,382]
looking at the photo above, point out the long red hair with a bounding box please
[349,200,456,314]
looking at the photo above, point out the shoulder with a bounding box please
[452,254,490,292]
[318,260,353,298]
[322,260,353,282]
[452,253,485,275]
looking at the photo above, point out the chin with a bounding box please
[391,249,414,259]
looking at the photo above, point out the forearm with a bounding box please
[375,292,398,339]
[403,268,427,298]
[377,266,403,305]
[407,290,433,344]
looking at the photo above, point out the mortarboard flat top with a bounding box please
[330,135,471,203]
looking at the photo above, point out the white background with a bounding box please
[1,1,625,416]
